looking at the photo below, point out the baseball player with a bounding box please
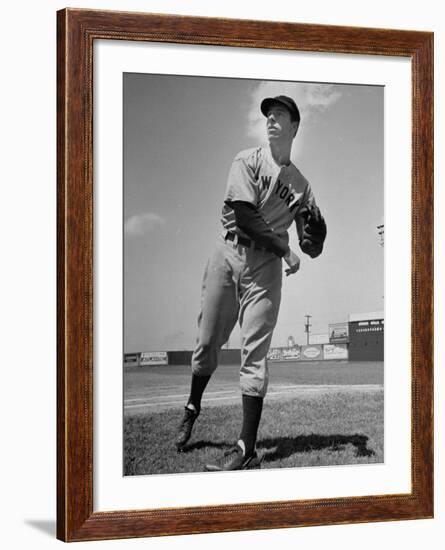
[176,95,327,471]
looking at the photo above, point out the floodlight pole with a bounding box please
[377,224,384,247]
[304,315,312,345]
[377,223,384,302]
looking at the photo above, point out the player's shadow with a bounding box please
[258,433,375,462]
[180,440,229,453]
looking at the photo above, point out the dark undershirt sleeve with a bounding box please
[227,200,290,258]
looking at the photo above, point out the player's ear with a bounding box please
[292,120,300,138]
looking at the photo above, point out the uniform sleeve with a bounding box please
[231,201,290,258]
[299,181,317,213]
[295,214,305,243]
[224,154,260,207]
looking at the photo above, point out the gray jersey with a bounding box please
[221,147,316,239]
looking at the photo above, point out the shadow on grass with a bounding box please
[179,440,230,453]
[258,434,375,462]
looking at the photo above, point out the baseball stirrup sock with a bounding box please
[187,374,211,414]
[240,395,264,456]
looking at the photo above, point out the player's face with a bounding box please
[266,106,298,143]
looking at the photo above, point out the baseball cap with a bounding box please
[260,95,300,123]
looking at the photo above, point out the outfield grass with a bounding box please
[124,388,383,476]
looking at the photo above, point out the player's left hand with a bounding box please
[283,248,300,276]
[299,204,327,258]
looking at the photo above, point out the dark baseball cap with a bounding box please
[260,95,300,123]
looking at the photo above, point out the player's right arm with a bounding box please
[229,201,290,258]
[224,150,290,258]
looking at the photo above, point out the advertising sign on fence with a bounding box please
[328,322,349,343]
[282,347,301,360]
[140,351,168,366]
[267,348,283,361]
[323,343,348,360]
[267,347,301,361]
[301,345,322,360]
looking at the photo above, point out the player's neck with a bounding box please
[268,141,292,167]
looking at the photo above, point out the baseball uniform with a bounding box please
[191,146,318,397]
[175,95,326,469]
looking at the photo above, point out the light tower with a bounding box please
[377,224,384,247]
[377,222,384,303]
[304,315,312,345]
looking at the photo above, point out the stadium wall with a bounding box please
[348,319,384,360]
[220,349,242,364]
[123,353,140,367]
[168,350,192,365]
[267,343,349,362]
[132,349,243,366]
[125,342,364,366]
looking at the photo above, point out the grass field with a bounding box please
[124,361,383,476]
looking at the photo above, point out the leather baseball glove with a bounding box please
[299,205,327,258]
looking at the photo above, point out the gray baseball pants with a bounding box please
[191,234,282,398]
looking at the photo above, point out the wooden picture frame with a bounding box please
[57,8,433,542]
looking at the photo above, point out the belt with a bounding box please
[225,231,264,251]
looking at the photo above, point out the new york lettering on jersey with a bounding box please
[256,148,309,234]
[221,147,310,236]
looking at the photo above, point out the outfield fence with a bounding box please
[124,343,349,366]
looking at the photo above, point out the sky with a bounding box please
[123,74,384,353]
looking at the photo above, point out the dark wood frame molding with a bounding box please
[57,8,434,542]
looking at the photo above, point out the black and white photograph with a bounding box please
[1,0,440,545]
[123,74,384,476]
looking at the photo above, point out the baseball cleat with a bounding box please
[205,444,262,471]
[175,406,199,452]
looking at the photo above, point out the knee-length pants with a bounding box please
[191,234,282,398]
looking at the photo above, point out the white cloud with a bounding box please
[246,81,342,153]
[124,212,165,237]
